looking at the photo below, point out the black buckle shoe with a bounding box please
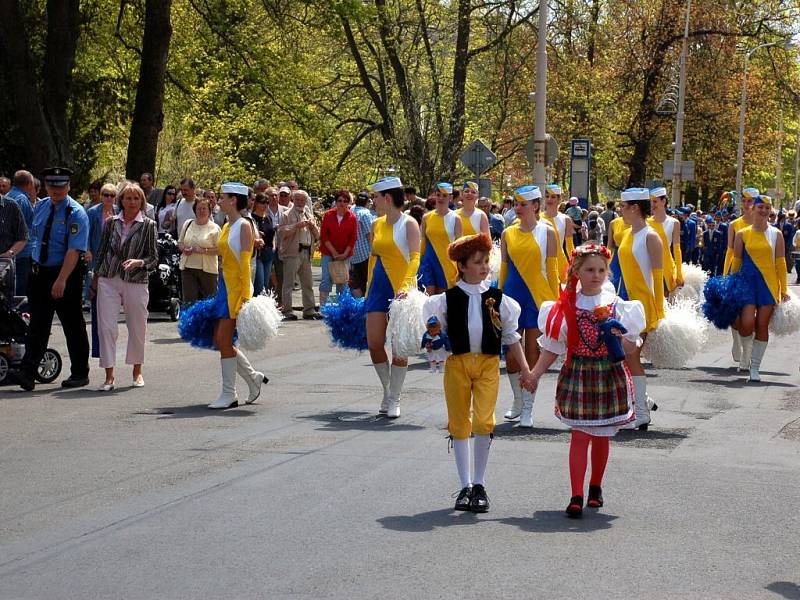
[566,495,583,518]
[282,314,298,321]
[454,486,472,511]
[587,485,603,508]
[11,369,35,391]
[470,484,490,513]
[61,376,90,388]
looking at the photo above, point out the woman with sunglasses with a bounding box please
[86,183,119,359]
[319,189,357,306]
[499,185,559,427]
[156,185,178,236]
[730,194,789,382]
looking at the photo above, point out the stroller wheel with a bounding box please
[168,298,180,322]
[0,354,8,384]
[35,348,62,383]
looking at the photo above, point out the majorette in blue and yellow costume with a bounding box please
[419,182,458,289]
[499,185,560,428]
[542,183,574,282]
[607,216,630,288]
[723,187,759,275]
[646,186,683,294]
[456,181,488,237]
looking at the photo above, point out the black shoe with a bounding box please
[11,369,35,391]
[61,376,90,388]
[470,484,490,513]
[566,495,583,518]
[454,486,472,511]
[282,314,298,321]
[303,312,323,320]
[587,485,603,508]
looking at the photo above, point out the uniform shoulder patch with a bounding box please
[70,223,80,235]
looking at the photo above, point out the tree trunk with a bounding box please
[126,0,173,180]
[439,0,471,179]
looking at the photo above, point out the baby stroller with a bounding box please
[0,258,62,385]
[148,232,182,321]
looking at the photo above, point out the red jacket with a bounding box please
[320,208,357,257]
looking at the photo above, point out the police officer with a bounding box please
[14,167,91,391]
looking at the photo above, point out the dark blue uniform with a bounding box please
[19,194,90,387]
[702,227,724,275]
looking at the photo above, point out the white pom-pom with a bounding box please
[488,242,502,283]
[669,263,708,304]
[770,290,800,337]
[237,293,282,351]
[387,288,428,358]
[643,298,709,368]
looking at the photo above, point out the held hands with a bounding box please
[520,369,540,393]
[122,259,144,271]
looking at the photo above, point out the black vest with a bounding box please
[445,286,504,356]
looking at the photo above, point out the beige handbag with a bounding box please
[329,259,349,285]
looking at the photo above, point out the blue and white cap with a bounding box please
[620,187,650,202]
[513,185,541,202]
[753,194,772,206]
[463,181,479,192]
[436,182,453,195]
[369,176,403,193]
[221,182,249,196]
[649,186,667,199]
[545,184,561,196]
[742,187,760,199]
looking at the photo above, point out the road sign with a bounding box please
[460,139,497,177]
[663,160,695,181]
[569,138,591,208]
[526,134,559,167]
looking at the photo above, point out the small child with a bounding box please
[526,244,646,518]
[424,233,531,513]
[421,316,451,372]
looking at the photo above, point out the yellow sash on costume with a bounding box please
[723,217,749,274]
[617,229,659,331]
[422,211,458,287]
[543,213,569,282]
[503,224,558,307]
[741,226,780,302]
[647,217,676,291]
[456,208,480,236]
[367,216,411,294]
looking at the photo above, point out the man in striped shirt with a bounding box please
[349,191,375,298]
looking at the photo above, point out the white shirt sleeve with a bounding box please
[499,294,522,347]
[422,293,448,334]
[536,300,566,355]
[614,299,646,341]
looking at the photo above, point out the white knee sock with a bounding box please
[472,434,492,485]
[452,438,472,488]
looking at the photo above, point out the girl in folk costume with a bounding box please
[456,181,490,237]
[542,184,575,283]
[528,244,645,518]
[647,187,684,294]
[423,234,528,513]
[209,183,268,409]
[615,188,665,430]
[419,182,458,294]
[730,195,790,381]
[724,188,758,363]
[365,177,421,418]
[499,185,560,427]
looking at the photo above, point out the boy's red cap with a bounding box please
[448,233,492,262]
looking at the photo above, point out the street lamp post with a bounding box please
[735,40,794,200]
[532,0,548,190]
[670,0,691,208]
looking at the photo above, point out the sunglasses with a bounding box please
[165,191,176,196]
[102,192,116,198]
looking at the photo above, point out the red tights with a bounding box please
[569,430,610,497]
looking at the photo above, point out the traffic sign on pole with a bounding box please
[460,139,497,178]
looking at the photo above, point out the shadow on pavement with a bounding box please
[498,510,618,533]
[694,365,791,377]
[687,378,796,389]
[150,337,185,345]
[377,508,479,532]
[152,404,257,418]
[295,410,425,431]
[765,581,800,599]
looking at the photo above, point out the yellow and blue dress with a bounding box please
[731,225,788,306]
[456,207,485,237]
[542,211,573,282]
[647,215,682,293]
[499,222,560,329]
[608,217,631,289]
[420,210,458,288]
[365,213,420,313]
[615,226,664,332]
[723,216,751,274]
[213,218,253,319]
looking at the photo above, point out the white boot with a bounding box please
[386,365,407,418]
[517,389,535,428]
[504,372,523,420]
[731,329,742,363]
[373,362,391,413]
[623,375,651,430]
[209,357,239,409]
[236,350,267,404]
[749,339,767,382]
[739,334,754,372]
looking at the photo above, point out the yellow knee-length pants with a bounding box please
[444,353,500,439]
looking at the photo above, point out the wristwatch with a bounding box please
[8,250,14,257]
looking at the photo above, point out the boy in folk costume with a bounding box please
[423,234,530,513]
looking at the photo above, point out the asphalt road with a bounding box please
[1,288,799,600]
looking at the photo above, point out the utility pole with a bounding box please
[776,105,783,207]
[671,0,691,208]
[533,0,548,190]
[794,129,799,206]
